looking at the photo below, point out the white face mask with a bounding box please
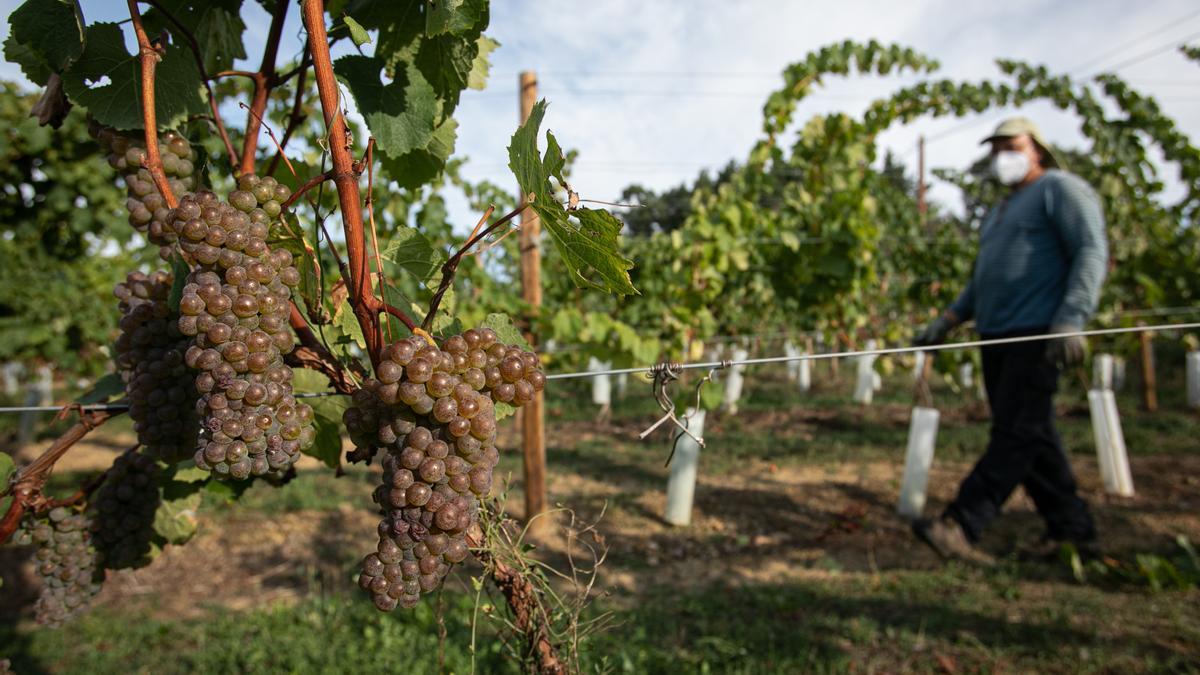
[990,150,1031,186]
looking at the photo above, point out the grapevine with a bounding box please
[11,508,101,627]
[90,123,196,256]
[2,1,624,670]
[346,329,545,610]
[85,450,161,570]
[167,183,315,479]
[113,271,200,464]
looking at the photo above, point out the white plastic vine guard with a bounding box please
[722,348,748,413]
[1087,389,1134,497]
[853,340,878,405]
[1,361,23,397]
[1113,356,1127,391]
[797,354,811,393]
[664,408,706,527]
[784,341,800,381]
[1093,354,1114,390]
[588,357,611,407]
[959,362,974,390]
[913,351,926,381]
[897,406,939,520]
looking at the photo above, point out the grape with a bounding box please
[162,186,314,479]
[14,508,101,627]
[114,272,201,462]
[86,450,161,569]
[90,125,197,257]
[348,329,544,611]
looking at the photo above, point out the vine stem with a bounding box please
[126,0,177,209]
[297,4,561,669]
[145,0,237,169]
[238,0,289,176]
[422,204,528,330]
[467,523,565,675]
[0,410,118,545]
[287,302,362,390]
[301,0,414,366]
[268,44,312,177]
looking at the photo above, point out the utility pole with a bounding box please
[518,70,547,531]
[917,135,927,224]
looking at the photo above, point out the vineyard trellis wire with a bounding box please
[3,320,1196,414]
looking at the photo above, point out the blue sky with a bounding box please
[3,0,1199,228]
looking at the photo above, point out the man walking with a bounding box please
[912,117,1108,563]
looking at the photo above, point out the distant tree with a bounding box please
[0,83,134,376]
[617,160,738,235]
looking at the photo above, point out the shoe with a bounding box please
[912,517,996,566]
[1016,535,1100,563]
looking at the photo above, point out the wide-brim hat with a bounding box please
[981,116,1063,169]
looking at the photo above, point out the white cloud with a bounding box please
[449,0,1200,225]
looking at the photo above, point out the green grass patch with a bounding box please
[2,592,517,675]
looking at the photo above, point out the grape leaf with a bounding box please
[169,460,209,484]
[152,488,201,545]
[60,23,206,131]
[380,114,458,189]
[337,0,479,188]
[7,0,85,81]
[343,15,372,46]
[467,36,499,90]
[508,100,637,295]
[481,313,530,351]
[493,400,515,422]
[76,373,124,404]
[333,300,368,351]
[308,397,347,469]
[291,367,330,394]
[3,34,51,86]
[291,368,346,469]
[142,0,247,74]
[269,214,323,319]
[431,314,463,337]
[0,452,13,489]
[167,252,190,313]
[416,34,480,110]
[334,55,437,159]
[381,226,445,282]
[202,478,253,502]
[425,0,487,36]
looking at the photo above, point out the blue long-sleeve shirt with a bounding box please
[949,170,1108,335]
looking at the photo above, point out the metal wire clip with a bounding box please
[638,361,728,466]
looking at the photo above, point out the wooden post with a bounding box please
[917,135,927,224]
[1140,328,1157,412]
[518,71,546,530]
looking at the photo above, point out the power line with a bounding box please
[1066,7,1200,74]
[1087,29,1200,76]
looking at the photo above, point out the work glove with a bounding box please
[1045,325,1086,367]
[914,315,955,347]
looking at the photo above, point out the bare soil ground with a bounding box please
[5,413,1198,627]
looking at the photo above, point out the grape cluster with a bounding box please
[113,271,201,463]
[90,122,196,251]
[165,181,314,479]
[345,328,544,610]
[86,451,162,570]
[13,508,101,627]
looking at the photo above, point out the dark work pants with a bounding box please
[945,327,1096,543]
